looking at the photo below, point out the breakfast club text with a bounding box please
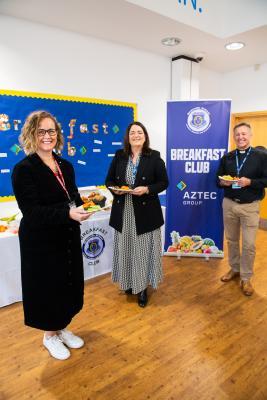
[170,148,226,173]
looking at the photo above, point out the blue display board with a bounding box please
[0,90,136,199]
[165,100,231,258]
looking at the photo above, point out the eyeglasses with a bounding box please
[37,129,57,137]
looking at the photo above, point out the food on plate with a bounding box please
[82,192,106,207]
[0,214,19,234]
[0,213,18,223]
[219,175,239,180]
[91,194,106,207]
[111,185,131,191]
[82,200,101,212]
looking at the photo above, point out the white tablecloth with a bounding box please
[0,233,22,306]
[81,212,114,280]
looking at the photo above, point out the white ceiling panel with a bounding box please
[0,0,266,72]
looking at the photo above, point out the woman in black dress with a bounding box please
[12,111,91,360]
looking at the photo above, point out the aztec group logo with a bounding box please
[186,107,211,134]
[177,181,187,191]
[82,234,105,259]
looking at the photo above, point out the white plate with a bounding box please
[108,186,133,192]
[218,176,239,182]
[79,204,111,212]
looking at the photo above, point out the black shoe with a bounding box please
[138,289,148,307]
[125,288,132,295]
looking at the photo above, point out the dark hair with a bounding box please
[233,122,251,132]
[123,121,151,156]
[255,145,267,153]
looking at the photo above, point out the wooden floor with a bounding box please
[1,231,267,400]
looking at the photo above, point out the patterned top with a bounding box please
[128,154,141,185]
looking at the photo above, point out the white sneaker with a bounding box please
[43,334,71,360]
[58,329,84,349]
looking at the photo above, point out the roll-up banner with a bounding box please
[165,100,231,258]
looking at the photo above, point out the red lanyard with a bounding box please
[53,159,71,201]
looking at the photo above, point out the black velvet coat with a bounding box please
[105,149,169,235]
[12,153,84,331]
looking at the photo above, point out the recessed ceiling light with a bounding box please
[225,42,245,51]
[161,37,181,46]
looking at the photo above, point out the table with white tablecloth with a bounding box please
[0,232,22,306]
[0,206,165,308]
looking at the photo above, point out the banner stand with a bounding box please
[165,99,231,259]
[164,251,224,261]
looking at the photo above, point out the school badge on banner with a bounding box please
[81,215,113,279]
[165,100,231,258]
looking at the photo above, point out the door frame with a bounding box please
[230,110,267,149]
[231,110,267,229]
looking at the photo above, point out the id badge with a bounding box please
[68,200,76,209]
[232,183,241,189]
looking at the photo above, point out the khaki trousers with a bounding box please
[222,197,260,280]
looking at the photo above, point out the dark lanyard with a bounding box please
[53,159,71,201]
[235,147,251,177]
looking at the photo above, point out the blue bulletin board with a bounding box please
[0,90,137,200]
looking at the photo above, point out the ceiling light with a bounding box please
[161,37,181,46]
[225,42,245,51]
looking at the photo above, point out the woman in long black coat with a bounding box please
[12,110,91,360]
[105,121,169,307]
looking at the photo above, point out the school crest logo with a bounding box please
[186,107,211,134]
[82,234,105,259]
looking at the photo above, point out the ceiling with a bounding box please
[0,0,267,72]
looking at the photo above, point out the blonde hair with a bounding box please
[19,110,64,155]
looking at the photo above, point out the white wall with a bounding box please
[199,67,223,99]
[0,15,171,159]
[199,64,267,114]
[222,63,267,113]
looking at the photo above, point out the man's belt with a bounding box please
[227,197,258,204]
